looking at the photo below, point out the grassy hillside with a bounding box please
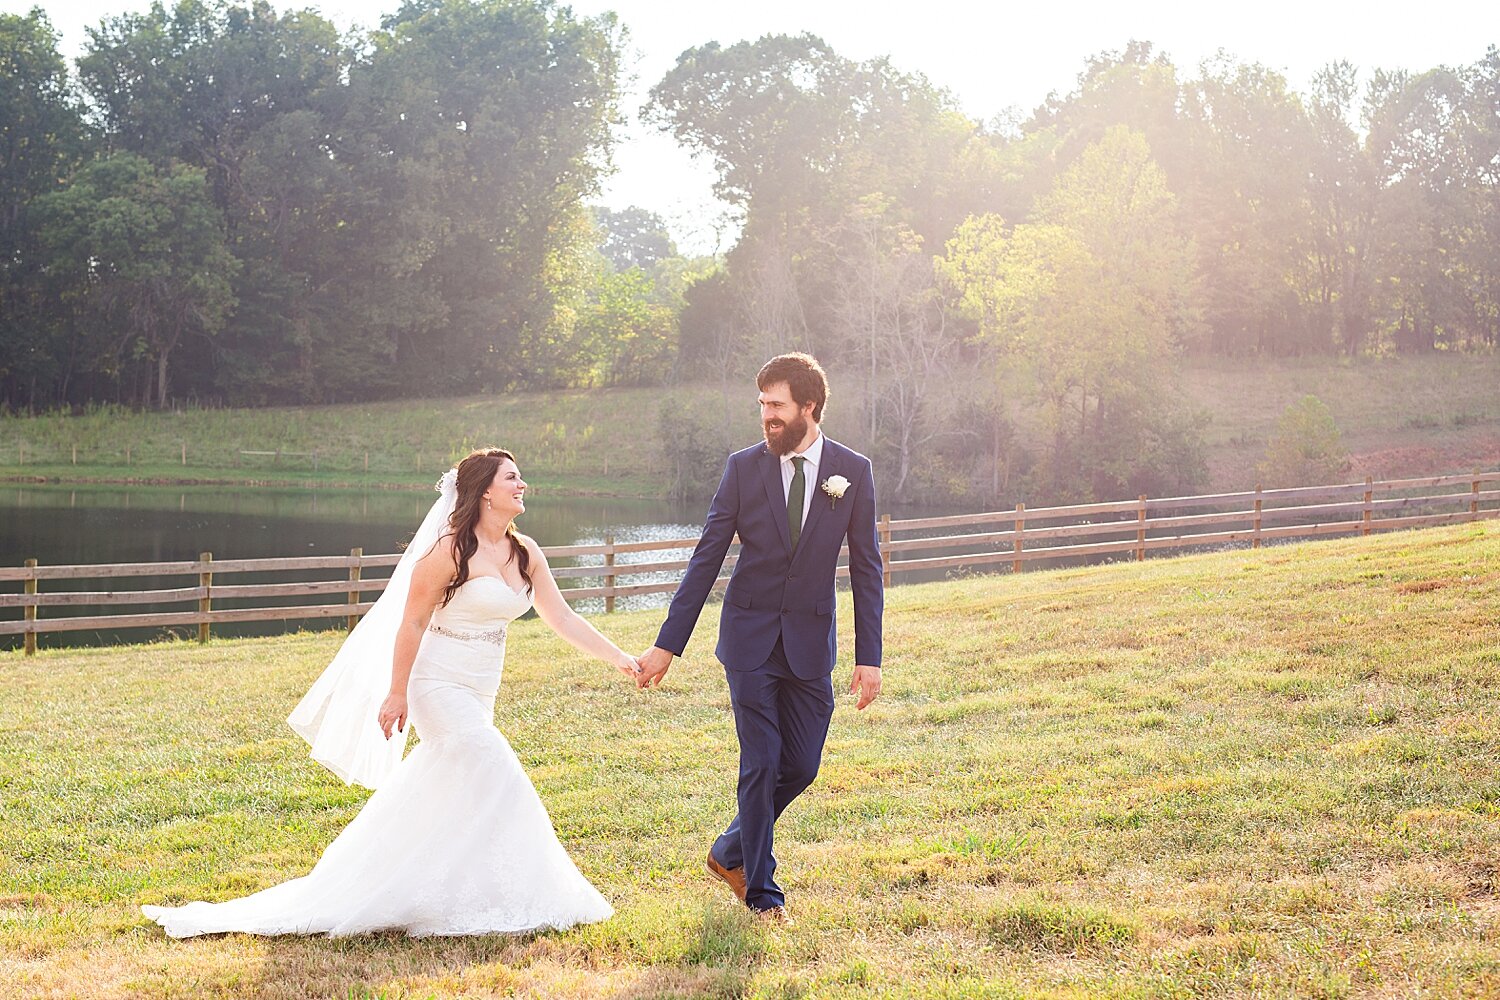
[3,523,1498,998]
[0,386,673,496]
[1,354,1497,497]
[1182,354,1500,490]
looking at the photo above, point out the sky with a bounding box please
[11,0,1497,254]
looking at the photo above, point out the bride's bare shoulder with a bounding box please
[415,532,462,570]
[515,532,548,564]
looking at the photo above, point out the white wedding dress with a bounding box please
[142,576,613,937]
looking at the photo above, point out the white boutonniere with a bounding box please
[821,474,851,508]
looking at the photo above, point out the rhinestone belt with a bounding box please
[426,623,507,645]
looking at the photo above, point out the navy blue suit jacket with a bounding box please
[656,436,884,679]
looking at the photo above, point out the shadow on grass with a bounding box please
[614,904,768,1000]
[181,904,772,999]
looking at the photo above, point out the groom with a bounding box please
[636,352,884,922]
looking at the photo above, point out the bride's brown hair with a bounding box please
[442,448,533,607]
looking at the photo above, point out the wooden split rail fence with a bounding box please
[4,471,1497,654]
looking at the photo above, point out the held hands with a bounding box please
[378,692,408,740]
[615,651,644,681]
[850,664,882,710]
[635,646,674,688]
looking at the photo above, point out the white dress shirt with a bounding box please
[778,431,824,532]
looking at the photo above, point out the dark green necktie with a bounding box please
[787,456,806,551]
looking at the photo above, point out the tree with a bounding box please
[338,0,623,394]
[1027,41,1187,192]
[573,266,677,385]
[829,195,956,497]
[0,9,87,406]
[1365,57,1500,353]
[1306,61,1378,355]
[60,0,623,403]
[35,154,238,408]
[645,34,1008,370]
[1179,58,1322,355]
[1258,395,1350,487]
[594,206,676,271]
[940,128,1205,500]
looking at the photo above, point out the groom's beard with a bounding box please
[763,412,810,456]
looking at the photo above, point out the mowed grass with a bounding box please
[2,353,1497,495]
[3,524,1500,998]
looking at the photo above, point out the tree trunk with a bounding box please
[893,421,911,500]
[991,413,1004,502]
[156,348,171,409]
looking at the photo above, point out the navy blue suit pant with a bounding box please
[711,636,836,911]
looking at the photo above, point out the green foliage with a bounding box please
[1258,394,1351,487]
[657,397,739,500]
[33,154,238,409]
[594,206,677,271]
[573,267,678,385]
[674,268,743,376]
[0,8,88,404]
[8,0,626,409]
[939,128,1206,500]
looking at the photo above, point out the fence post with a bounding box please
[71,444,77,465]
[348,547,362,630]
[1136,495,1147,561]
[1473,470,1482,520]
[1363,476,1374,536]
[198,552,212,643]
[878,513,892,587]
[23,559,37,656]
[181,443,186,466]
[1252,485,1263,549]
[1013,503,1025,574]
[604,533,616,614]
[125,444,131,465]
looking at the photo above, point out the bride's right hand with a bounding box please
[615,652,643,681]
[378,693,408,740]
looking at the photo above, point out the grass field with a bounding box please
[1,354,1497,497]
[3,523,1498,998]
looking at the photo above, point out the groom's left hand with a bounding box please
[850,665,881,710]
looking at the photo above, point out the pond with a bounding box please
[0,482,968,649]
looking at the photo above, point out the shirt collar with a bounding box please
[780,430,823,472]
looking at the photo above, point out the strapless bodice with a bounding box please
[430,576,533,633]
[412,577,532,697]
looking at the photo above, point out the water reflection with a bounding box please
[1,483,707,647]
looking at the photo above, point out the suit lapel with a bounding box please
[792,438,836,567]
[761,446,793,554]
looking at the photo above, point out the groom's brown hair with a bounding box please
[757,353,829,423]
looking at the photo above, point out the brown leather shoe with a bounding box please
[755,905,793,926]
[706,851,747,902]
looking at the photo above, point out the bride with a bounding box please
[142,448,641,937]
